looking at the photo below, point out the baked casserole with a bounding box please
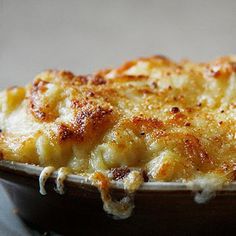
[1,55,236,218]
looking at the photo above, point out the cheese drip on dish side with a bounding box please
[1,55,236,218]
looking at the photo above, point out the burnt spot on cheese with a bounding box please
[29,79,59,122]
[75,75,89,84]
[58,105,114,143]
[142,170,149,182]
[87,91,95,97]
[32,79,49,93]
[171,106,180,114]
[111,167,131,181]
[90,75,107,85]
[76,105,113,136]
[184,122,191,127]
[151,82,158,89]
[58,124,75,142]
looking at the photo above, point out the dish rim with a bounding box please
[0,160,236,192]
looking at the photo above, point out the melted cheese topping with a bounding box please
[188,173,226,203]
[39,166,55,195]
[90,172,135,219]
[123,170,143,192]
[1,55,236,204]
[56,167,70,195]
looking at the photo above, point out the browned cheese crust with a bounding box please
[1,55,236,182]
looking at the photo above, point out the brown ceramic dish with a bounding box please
[0,160,236,235]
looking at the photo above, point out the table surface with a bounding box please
[0,184,38,236]
[0,0,236,235]
[0,184,61,235]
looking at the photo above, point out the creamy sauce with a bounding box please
[102,195,134,220]
[39,166,55,195]
[37,167,228,218]
[56,167,70,195]
[188,174,226,204]
[194,189,216,204]
[89,171,144,219]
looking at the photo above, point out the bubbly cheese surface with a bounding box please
[1,55,236,184]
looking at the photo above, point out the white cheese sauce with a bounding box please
[188,173,226,204]
[55,167,70,195]
[39,166,55,195]
[102,194,134,220]
[90,171,144,220]
[38,168,228,218]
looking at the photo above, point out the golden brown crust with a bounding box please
[1,55,236,183]
[30,79,52,121]
[58,105,114,143]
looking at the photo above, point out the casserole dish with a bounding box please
[1,160,236,235]
[1,55,236,234]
